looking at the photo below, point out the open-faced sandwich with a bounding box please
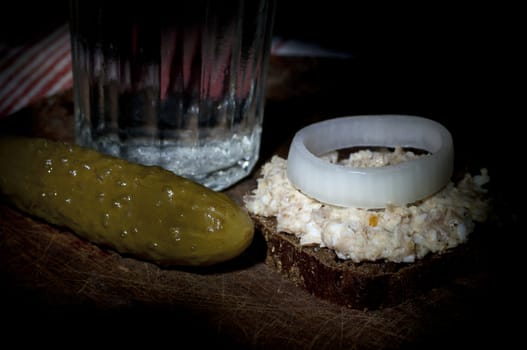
[244,115,490,309]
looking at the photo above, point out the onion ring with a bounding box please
[286,115,454,208]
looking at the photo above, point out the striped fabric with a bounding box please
[0,24,72,118]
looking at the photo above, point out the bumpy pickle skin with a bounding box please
[0,137,254,266]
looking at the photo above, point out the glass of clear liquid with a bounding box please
[69,0,276,190]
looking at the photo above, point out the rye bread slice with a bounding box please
[251,214,488,310]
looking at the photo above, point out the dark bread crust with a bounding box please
[252,214,487,310]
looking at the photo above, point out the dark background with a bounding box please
[0,1,510,99]
[1,1,511,118]
[0,1,510,62]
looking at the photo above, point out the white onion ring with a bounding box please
[286,115,454,209]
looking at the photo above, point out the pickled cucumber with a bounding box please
[0,136,254,266]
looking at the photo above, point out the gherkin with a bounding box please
[0,137,254,266]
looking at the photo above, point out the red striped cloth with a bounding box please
[0,24,72,118]
[0,25,350,119]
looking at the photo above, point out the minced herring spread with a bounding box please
[244,148,490,263]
